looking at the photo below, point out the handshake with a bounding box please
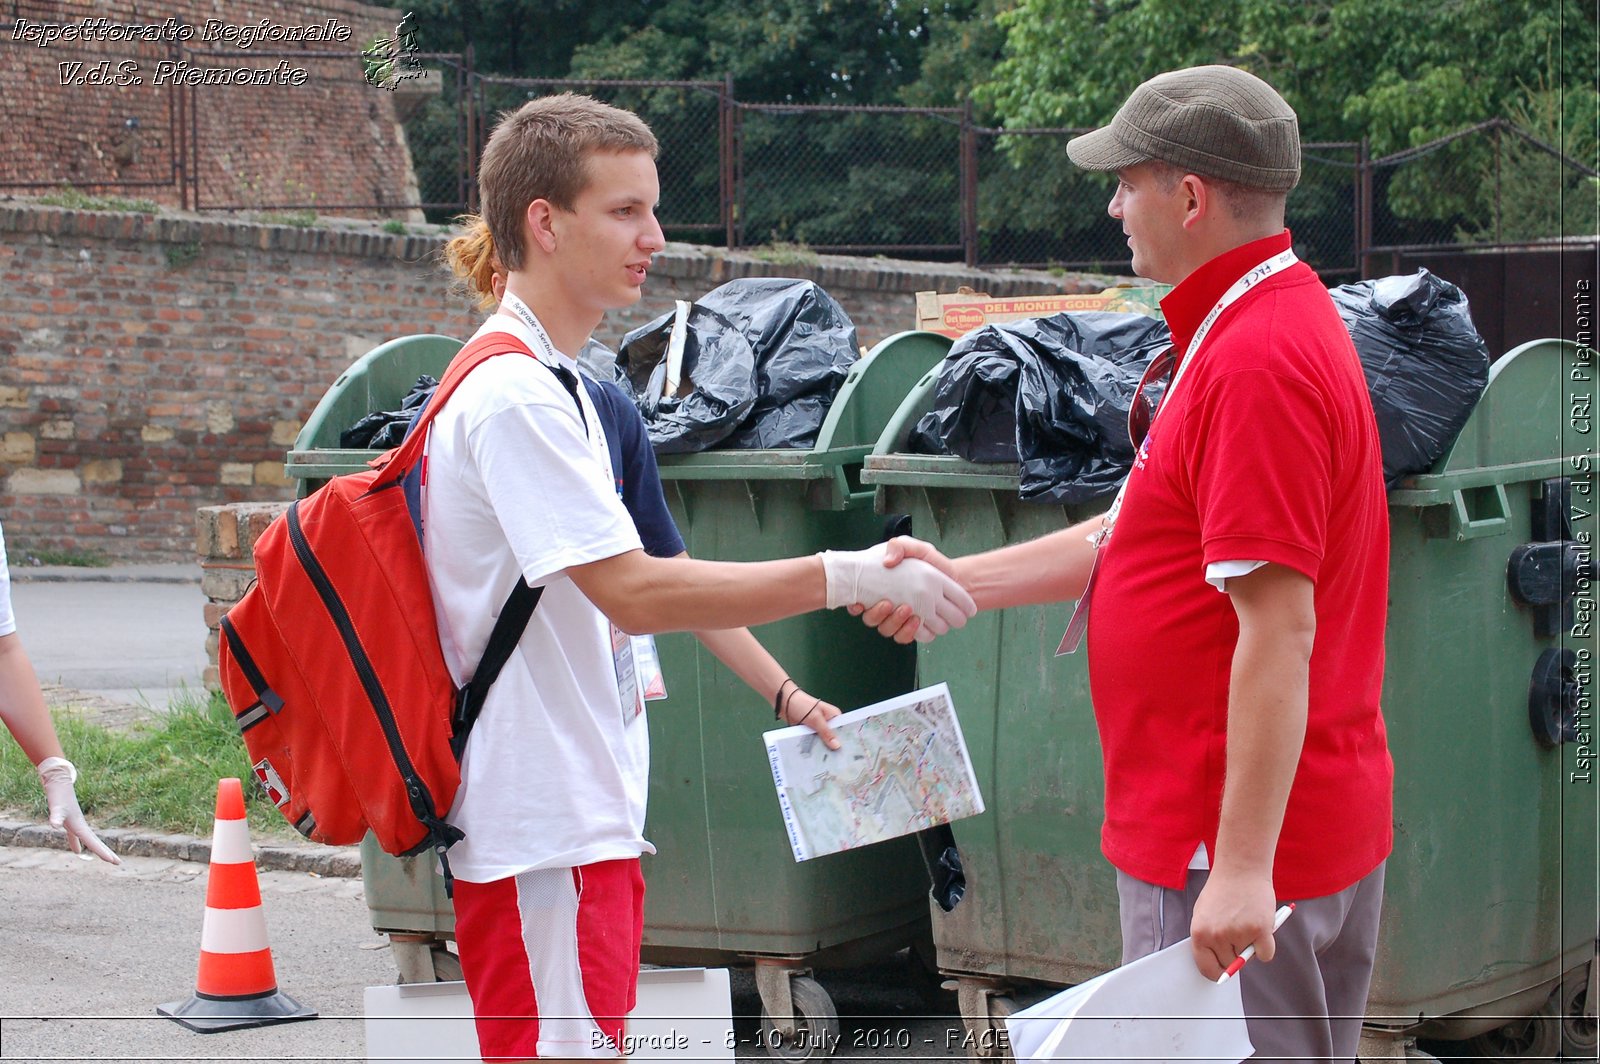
[819,537,971,645]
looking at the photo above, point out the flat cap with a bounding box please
[1066,65,1300,191]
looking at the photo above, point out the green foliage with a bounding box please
[977,0,1597,152]
[256,210,319,228]
[748,241,819,266]
[382,219,409,235]
[0,693,293,840]
[163,240,202,271]
[36,185,159,214]
[1454,84,1600,243]
[972,0,1597,253]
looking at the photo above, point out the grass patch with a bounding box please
[0,692,295,840]
[36,186,160,214]
[164,239,203,270]
[17,546,112,567]
[748,240,818,267]
[381,219,408,235]
[256,209,319,228]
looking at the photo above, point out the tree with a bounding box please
[972,0,1598,252]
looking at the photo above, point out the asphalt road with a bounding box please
[0,569,976,1062]
[8,567,208,712]
[0,847,971,1064]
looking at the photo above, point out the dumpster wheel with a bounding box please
[757,975,839,1062]
[955,980,1016,1062]
[1559,966,1596,1059]
[1464,995,1563,1061]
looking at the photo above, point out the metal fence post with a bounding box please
[961,99,978,268]
[1357,137,1372,279]
[731,92,745,248]
[721,74,735,248]
[464,44,479,213]
[169,35,188,211]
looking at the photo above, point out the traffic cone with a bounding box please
[157,778,317,1032]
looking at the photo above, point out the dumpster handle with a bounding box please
[1449,485,1511,541]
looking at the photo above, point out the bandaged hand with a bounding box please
[37,757,120,864]
[819,543,976,643]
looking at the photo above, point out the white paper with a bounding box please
[1005,939,1255,1064]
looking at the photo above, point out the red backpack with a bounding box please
[217,333,575,873]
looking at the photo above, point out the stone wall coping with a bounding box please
[0,200,1124,298]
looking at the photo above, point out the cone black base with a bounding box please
[157,988,318,1033]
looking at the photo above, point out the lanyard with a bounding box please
[498,292,564,365]
[1056,247,1298,656]
[491,293,616,489]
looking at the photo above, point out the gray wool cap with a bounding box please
[1067,65,1300,191]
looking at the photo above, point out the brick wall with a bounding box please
[2,0,420,218]
[0,202,1122,561]
[196,499,285,688]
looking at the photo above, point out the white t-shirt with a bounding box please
[0,522,15,637]
[423,314,650,882]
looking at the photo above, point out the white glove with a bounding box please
[820,544,977,644]
[37,757,121,865]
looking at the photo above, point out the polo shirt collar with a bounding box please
[1158,229,1294,352]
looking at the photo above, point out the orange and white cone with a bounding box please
[157,778,317,1033]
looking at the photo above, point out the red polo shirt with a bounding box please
[1086,231,1393,899]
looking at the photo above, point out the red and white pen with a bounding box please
[1216,903,1296,984]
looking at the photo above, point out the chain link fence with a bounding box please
[0,27,182,199]
[1366,120,1598,255]
[13,50,1591,274]
[969,130,1362,279]
[734,103,964,255]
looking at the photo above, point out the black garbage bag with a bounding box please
[617,302,758,454]
[338,374,439,449]
[577,338,620,384]
[911,312,1172,503]
[907,345,1020,461]
[697,278,860,449]
[1329,270,1490,486]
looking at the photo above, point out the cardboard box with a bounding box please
[915,285,1169,339]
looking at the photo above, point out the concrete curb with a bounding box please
[0,818,362,877]
[9,564,199,585]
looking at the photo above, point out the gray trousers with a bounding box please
[1116,862,1386,1064]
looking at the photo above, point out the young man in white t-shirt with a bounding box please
[423,93,975,1063]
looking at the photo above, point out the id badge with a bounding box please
[611,624,644,726]
[633,635,668,701]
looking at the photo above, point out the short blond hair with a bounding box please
[478,93,658,273]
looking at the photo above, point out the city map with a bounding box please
[763,683,984,861]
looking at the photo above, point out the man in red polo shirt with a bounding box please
[865,66,1392,1062]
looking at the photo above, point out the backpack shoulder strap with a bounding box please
[379,332,534,476]
[448,363,590,758]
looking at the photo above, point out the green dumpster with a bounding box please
[639,330,952,1048]
[284,330,959,1047]
[285,333,462,494]
[861,337,1597,1059]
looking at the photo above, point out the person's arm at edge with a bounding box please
[1188,562,1313,980]
[690,624,841,750]
[0,633,65,765]
[0,632,121,863]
